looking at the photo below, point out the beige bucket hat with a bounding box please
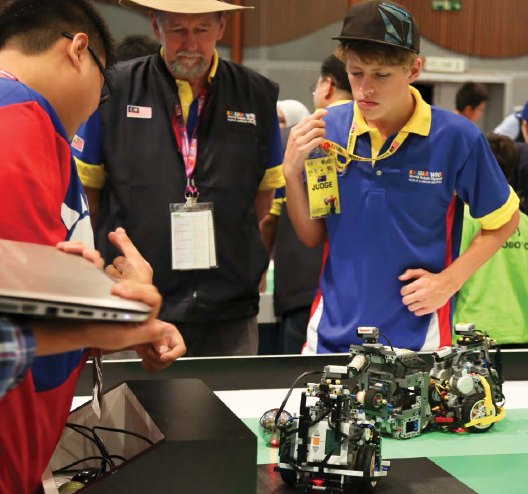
[119,0,253,14]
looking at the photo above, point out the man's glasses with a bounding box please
[310,77,336,95]
[62,32,112,106]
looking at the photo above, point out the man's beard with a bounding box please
[170,51,208,79]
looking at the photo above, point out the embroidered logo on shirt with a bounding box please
[127,105,152,119]
[409,170,443,184]
[71,135,84,152]
[226,111,257,126]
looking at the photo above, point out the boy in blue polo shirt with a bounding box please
[283,0,520,353]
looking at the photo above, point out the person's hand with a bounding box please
[259,271,267,293]
[111,280,161,320]
[56,241,104,269]
[105,227,153,284]
[133,320,186,372]
[399,269,458,316]
[82,282,164,352]
[283,110,328,179]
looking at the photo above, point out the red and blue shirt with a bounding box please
[304,87,518,354]
[0,77,92,494]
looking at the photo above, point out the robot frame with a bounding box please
[274,324,504,492]
[274,364,390,493]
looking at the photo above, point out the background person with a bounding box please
[493,100,528,143]
[117,33,160,61]
[277,99,310,128]
[312,54,353,110]
[454,133,528,344]
[260,55,352,354]
[455,81,490,124]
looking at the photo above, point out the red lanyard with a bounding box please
[0,70,17,81]
[173,90,208,197]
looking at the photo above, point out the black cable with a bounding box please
[65,423,99,447]
[93,426,154,446]
[64,424,114,476]
[379,333,394,351]
[275,370,324,429]
[307,407,333,427]
[91,428,116,470]
[58,422,155,486]
[318,417,353,471]
[53,456,105,474]
[53,455,126,475]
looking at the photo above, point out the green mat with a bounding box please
[243,408,528,466]
[432,454,528,494]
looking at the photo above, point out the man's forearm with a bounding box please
[32,320,98,356]
[84,186,101,228]
[255,189,274,223]
[259,213,278,257]
[444,209,520,291]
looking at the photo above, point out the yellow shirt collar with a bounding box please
[327,99,353,109]
[314,99,353,112]
[159,48,219,123]
[353,86,431,137]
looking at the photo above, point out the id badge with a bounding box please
[170,199,218,270]
[305,156,341,219]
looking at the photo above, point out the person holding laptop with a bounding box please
[0,1,185,492]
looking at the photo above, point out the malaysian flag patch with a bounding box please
[71,135,84,152]
[127,105,152,119]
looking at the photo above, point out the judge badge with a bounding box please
[305,153,341,220]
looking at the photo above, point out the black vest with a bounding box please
[96,53,279,322]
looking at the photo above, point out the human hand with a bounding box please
[106,227,153,284]
[56,241,104,269]
[399,269,458,316]
[259,271,267,293]
[33,283,168,356]
[133,321,186,372]
[282,110,328,179]
[111,281,161,320]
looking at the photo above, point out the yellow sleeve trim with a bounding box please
[476,186,520,230]
[270,197,284,216]
[258,164,285,191]
[74,157,106,189]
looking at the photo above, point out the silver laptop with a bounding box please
[0,239,151,322]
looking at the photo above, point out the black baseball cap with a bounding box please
[333,0,420,54]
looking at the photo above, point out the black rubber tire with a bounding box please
[279,467,298,487]
[461,393,496,433]
[361,444,379,492]
[278,440,300,486]
[428,383,443,406]
[364,389,384,411]
[355,444,366,471]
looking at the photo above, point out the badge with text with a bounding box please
[305,156,341,219]
[170,200,218,270]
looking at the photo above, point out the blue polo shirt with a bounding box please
[304,87,519,354]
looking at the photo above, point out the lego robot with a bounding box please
[348,327,432,439]
[275,365,390,492]
[429,323,505,432]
